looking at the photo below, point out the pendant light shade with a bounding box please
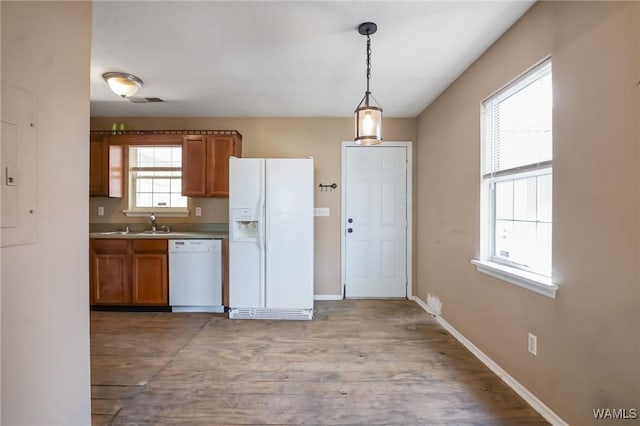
[354,22,382,145]
[103,72,143,98]
[355,98,383,146]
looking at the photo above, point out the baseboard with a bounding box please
[411,296,568,426]
[314,294,342,301]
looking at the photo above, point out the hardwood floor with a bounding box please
[91,299,548,425]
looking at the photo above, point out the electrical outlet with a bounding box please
[314,207,330,217]
[97,206,104,216]
[528,333,537,356]
[195,207,202,217]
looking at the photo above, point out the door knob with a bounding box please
[347,228,353,233]
[348,218,353,223]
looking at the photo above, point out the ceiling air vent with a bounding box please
[127,97,164,103]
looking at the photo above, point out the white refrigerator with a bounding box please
[228,158,314,320]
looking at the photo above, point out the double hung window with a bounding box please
[480,59,553,282]
[128,146,187,212]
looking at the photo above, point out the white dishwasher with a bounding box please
[169,239,223,313]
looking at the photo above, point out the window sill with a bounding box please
[471,260,558,299]
[123,209,190,218]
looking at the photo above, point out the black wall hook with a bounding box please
[319,183,337,192]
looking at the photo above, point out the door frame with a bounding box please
[340,141,413,299]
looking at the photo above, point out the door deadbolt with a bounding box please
[347,228,353,233]
[348,218,353,223]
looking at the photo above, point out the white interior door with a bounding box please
[344,145,408,298]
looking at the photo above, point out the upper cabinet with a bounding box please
[181,135,208,196]
[89,134,124,197]
[182,134,242,197]
[89,130,242,198]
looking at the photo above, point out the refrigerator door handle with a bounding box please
[259,159,267,307]
[256,210,264,249]
[264,168,270,307]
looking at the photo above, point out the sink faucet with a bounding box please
[150,213,158,232]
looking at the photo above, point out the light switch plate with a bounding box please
[528,332,537,356]
[314,207,330,217]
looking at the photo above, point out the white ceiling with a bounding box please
[90,1,535,118]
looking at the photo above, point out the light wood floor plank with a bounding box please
[91,299,548,425]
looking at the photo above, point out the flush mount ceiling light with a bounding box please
[103,72,143,98]
[354,22,383,146]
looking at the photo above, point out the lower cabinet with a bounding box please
[91,239,168,306]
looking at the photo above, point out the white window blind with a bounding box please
[484,60,552,177]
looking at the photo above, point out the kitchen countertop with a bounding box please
[90,231,228,239]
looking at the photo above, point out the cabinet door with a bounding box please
[89,135,107,196]
[108,144,124,198]
[182,135,207,196]
[131,254,168,305]
[209,136,241,197]
[91,254,129,304]
[89,135,124,198]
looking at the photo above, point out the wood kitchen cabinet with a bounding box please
[89,134,124,197]
[90,239,168,306]
[131,240,168,305]
[182,134,242,197]
[90,130,241,198]
[90,240,130,304]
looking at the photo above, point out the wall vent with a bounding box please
[127,97,164,103]
[229,308,313,320]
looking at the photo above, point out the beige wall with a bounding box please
[416,2,639,425]
[90,117,417,296]
[1,1,92,424]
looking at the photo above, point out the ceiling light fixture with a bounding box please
[103,72,143,98]
[354,22,383,146]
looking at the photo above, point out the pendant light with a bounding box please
[103,72,143,98]
[354,22,382,145]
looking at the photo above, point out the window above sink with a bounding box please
[126,145,189,216]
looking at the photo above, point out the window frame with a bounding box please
[124,145,189,217]
[473,57,557,298]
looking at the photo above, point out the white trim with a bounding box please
[123,209,190,218]
[313,294,342,301]
[340,141,413,300]
[412,295,436,316]
[411,296,568,426]
[488,165,552,183]
[471,260,557,298]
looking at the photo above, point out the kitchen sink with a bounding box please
[97,230,170,235]
[93,230,216,239]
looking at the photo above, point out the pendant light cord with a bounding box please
[366,34,372,102]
